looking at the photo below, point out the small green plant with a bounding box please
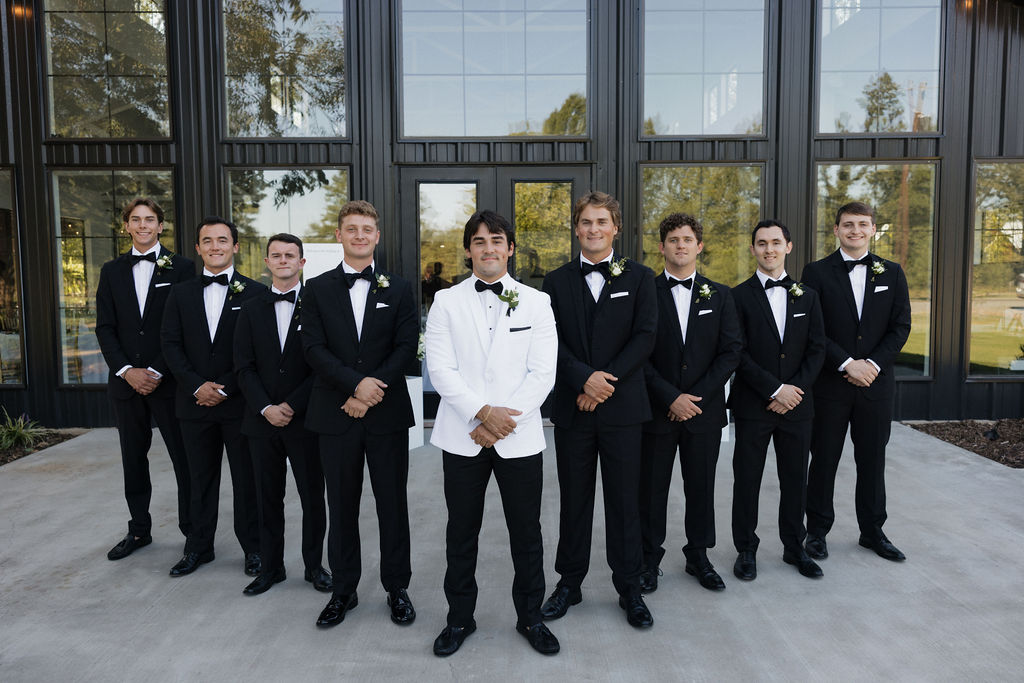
[0,408,45,450]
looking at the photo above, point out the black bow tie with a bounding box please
[764,277,792,290]
[845,255,872,272]
[131,252,157,265]
[581,261,610,280]
[475,279,503,295]
[344,266,374,288]
[201,273,229,287]
[668,276,693,289]
[273,290,296,303]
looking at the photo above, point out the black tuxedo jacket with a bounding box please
[301,264,417,436]
[234,287,314,438]
[161,272,266,421]
[728,274,825,422]
[95,247,195,400]
[800,250,911,401]
[643,272,742,434]
[542,256,657,428]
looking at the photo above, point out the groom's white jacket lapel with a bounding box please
[425,273,556,458]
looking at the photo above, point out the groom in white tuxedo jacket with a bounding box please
[425,210,560,657]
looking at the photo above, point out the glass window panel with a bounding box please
[45,12,107,75]
[513,181,573,291]
[815,162,935,376]
[420,182,477,318]
[401,5,587,136]
[108,76,171,137]
[969,162,1024,376]
[818,1,940,133]
[223,2,346,138]
[53,170,176,384]
[227,169,350,285]
[49,76,109,138]
[643,4,765,136]
[641,165,761,287]
[0,170,25,384]
[106,12,168,76]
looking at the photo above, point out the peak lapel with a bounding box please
[751,276,782,345]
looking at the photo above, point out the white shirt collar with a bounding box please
[202,266,235,281]
[342,260,375,274]
[271,282,301,296]
[839,249,868,262]
[755,270,788,287]
[580,252,614,266]
[131,244,161,257]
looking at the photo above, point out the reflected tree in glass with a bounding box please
[419,183,476,318]
[0,171,24,383]
[513,181,573,291]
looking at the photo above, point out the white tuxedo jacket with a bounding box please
[425,274,557,458]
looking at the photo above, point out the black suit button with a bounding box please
[279,369,285,374]
[139,330,145,335]
[681,364,688,371]
[357,359,363,365]
[857,335,863,340]
[780,353,786,359]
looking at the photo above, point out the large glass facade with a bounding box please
[44,0,170,138]
[512,181,573,290]
[53,170,176,384]
[401,0,587,137]
[969,162,1024,376]
[644,0,766,136]
[227,168,350,282]
[0,170,24,384]
[815,162,935,376]
[223,0,346,137]
[642,165,761,285]
[818,0,941,134]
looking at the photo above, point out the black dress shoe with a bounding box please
[244,552,262,577]
[639,567,661,594]
[733,551,757,581]
[516,622,560,655]
[387,588,416,625]
[304,567,333,592]
[107,534,152,561]
[540,585,582,620]
[805,535,828,560]
[685,560,726,591]
[243,567,286,595]
[169,550,214,577]
[859,533,906,561]
[783,549,824,578]
[433,624,476,657]
[618,594,654,628]
[316,593,358,628]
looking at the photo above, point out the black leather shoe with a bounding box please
[433,624,476,657]
[169,550,214,577]
[243,567,286,595]
[516,622,560,655]
[244,552,262,577]
[304,567,333,592]
[733,551,757,581]
[315,593,358,628]
[540,585,582,620]
[107,534,152,561]
[783,549,824,578]
[387,589,416,625]
[618,594,654,628]
[805,535,828,560]
[685,560,726,591]
[859,533,906,562]
[639,567,661,594]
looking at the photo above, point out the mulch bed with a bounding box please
[908,418,1024,469]
[0,430,84,467]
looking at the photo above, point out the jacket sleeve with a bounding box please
[300,279,365,396]
[504,291,558,415]
[369,280,419,388]
[734,292,784,399]
[150,257,197,376]
[424,290,485,424]
[543,271,597,392]
[233,303,272,415]
[215,281,264,394]
[801,263,851,370]
[689,286,742,399]
[790,291,826,390]
[605,266,659,383]
[867,263,912,372]
[95,262,130,373]
[160,285,206,395]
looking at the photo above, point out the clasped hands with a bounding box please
[767,384,803,414]
[575,370,618,412]
[843,359,878,388]
[342,376,388,418]
[124,367,161,396]
[469,405,522,448]
[195,381,227,407]
[263,402,294,427]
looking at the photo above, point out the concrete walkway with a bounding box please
[1,424,1022,681]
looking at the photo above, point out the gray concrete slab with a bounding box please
[0,423,1021,681]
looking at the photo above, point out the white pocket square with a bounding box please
[154,282,171,288]
[698,309,713,316]
[231,306,241,311]
[874,285,889,293]
[793,312,806,318]
[376,302,389,309]
[610,291,629,299]
[297,324,302,330]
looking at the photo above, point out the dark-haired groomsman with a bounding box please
[639,213,741,593]
[540,191,656,629]
[97,198,194,561]
[802,202,911,562]
[161,217,264,577]
[302,200,418,628]
[234,234,330,596]
[729,220,825,581]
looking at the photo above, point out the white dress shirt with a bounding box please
[580,252,613,302]
[342,260,373,340]
[755,269,789,398]
[837,250,879,373]
[115,245,163,380]
[472,275,504,343]
[202,266,233,342]
[272,283,300,351]
[666,273,695,343]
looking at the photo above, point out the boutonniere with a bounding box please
[696,282,714,302]
[609,257,628,278]
[228,280,246,297]
[155,253,173,271]
[788,282,804,298]
[871,261,885,276]
[417,332,425,361]
[498,288,520,316]
[374,273,390,293]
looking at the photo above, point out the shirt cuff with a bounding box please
[260,405,273,415]
[217,389,228,397]
[146,367,163,379]
[770,384,784,399]
[838,357,854,372]
[116,365,132,378]
[866,359,880,372]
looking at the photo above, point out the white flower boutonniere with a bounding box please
[789,282,804,298]
[608,257,628,278]
[696,282,715,302]
[375,273,391,293]
[229,280,246,296]
[498,288,519,316]
[155,253,173,271]
[871,261,886,276]
[417,332,425,361]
